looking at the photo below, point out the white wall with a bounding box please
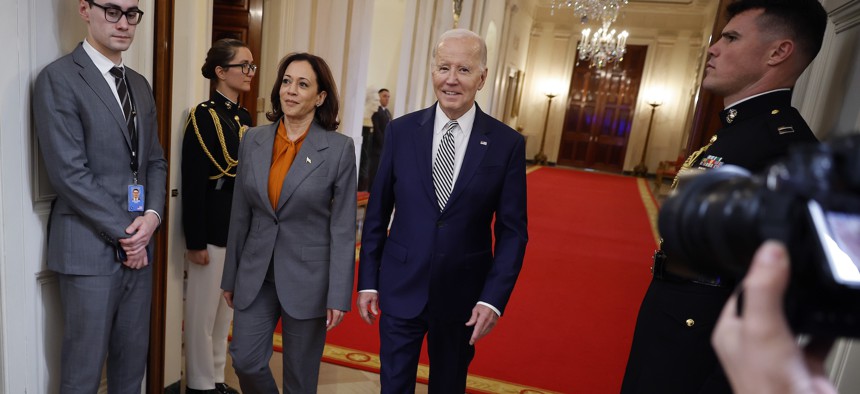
[375,0,532,117]
[801,0,860,391]
[520,22,574,162]
[393,0,437,114]
[164,0,214,387]
[258,0,374,172]
[367,0,407,120]
[489,1,536,127]
[473,1,506,113]
[796,0,860,140]
[622,30,704,171]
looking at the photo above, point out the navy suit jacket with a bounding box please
[358,103,528,321]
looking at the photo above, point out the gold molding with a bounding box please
[321,343,563,394]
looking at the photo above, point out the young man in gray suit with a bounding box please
[33,0,166,392]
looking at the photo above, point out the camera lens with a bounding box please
[658,166,768,279]
[655,135,860,337]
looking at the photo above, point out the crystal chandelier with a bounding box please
[578,24,628,68]
[549,0,630,68]
[550,0,628,25]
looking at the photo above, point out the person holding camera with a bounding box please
[712,241,838,394]
[622,0,828,392]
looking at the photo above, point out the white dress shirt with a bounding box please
[82,39,126,110]
[82,39,161,225]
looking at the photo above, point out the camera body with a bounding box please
[658,135,860,337]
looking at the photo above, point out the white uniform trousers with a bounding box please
[185,244,233,390]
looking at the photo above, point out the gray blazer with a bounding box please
[222,121,357,319]
[33,44,167,275]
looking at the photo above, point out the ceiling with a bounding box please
[533,0,718,33]
[630,0,693,3]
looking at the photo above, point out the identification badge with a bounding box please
[128,185,145,212]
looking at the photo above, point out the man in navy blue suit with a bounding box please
[357,28,529,393]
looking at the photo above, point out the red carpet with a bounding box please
[278,167,658,392]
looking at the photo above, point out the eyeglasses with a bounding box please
[87,0,144,25]
[222,63,258,75]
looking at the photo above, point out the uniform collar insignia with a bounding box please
[726,108,738,124]
[214,90,239,111]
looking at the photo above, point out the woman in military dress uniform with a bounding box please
[181,38,256,394]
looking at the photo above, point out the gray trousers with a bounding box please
[229,279,326,394]
[58,266,152,394]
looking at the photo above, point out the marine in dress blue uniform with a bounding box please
[622,89,818,393]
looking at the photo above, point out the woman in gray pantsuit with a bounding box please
[221,52,356,394]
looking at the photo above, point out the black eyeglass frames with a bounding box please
[87,0,144,25]
[222,63,259,75]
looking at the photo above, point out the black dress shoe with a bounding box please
[186,388,217,394]
[215,383,240,394]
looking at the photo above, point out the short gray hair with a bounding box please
[432,28,487,70]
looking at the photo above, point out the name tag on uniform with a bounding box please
[128,185,144,212]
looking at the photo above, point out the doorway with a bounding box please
[556,45,647,172]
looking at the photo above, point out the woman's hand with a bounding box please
[223,291,234,309]
[186,249,210,265]
[326,309,346,331]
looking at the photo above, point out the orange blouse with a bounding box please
[267,119,308,209]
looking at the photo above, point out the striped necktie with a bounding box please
[109,67,136,141]
[433,120,458,210]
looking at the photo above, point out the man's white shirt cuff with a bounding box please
[477,301,501,317]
